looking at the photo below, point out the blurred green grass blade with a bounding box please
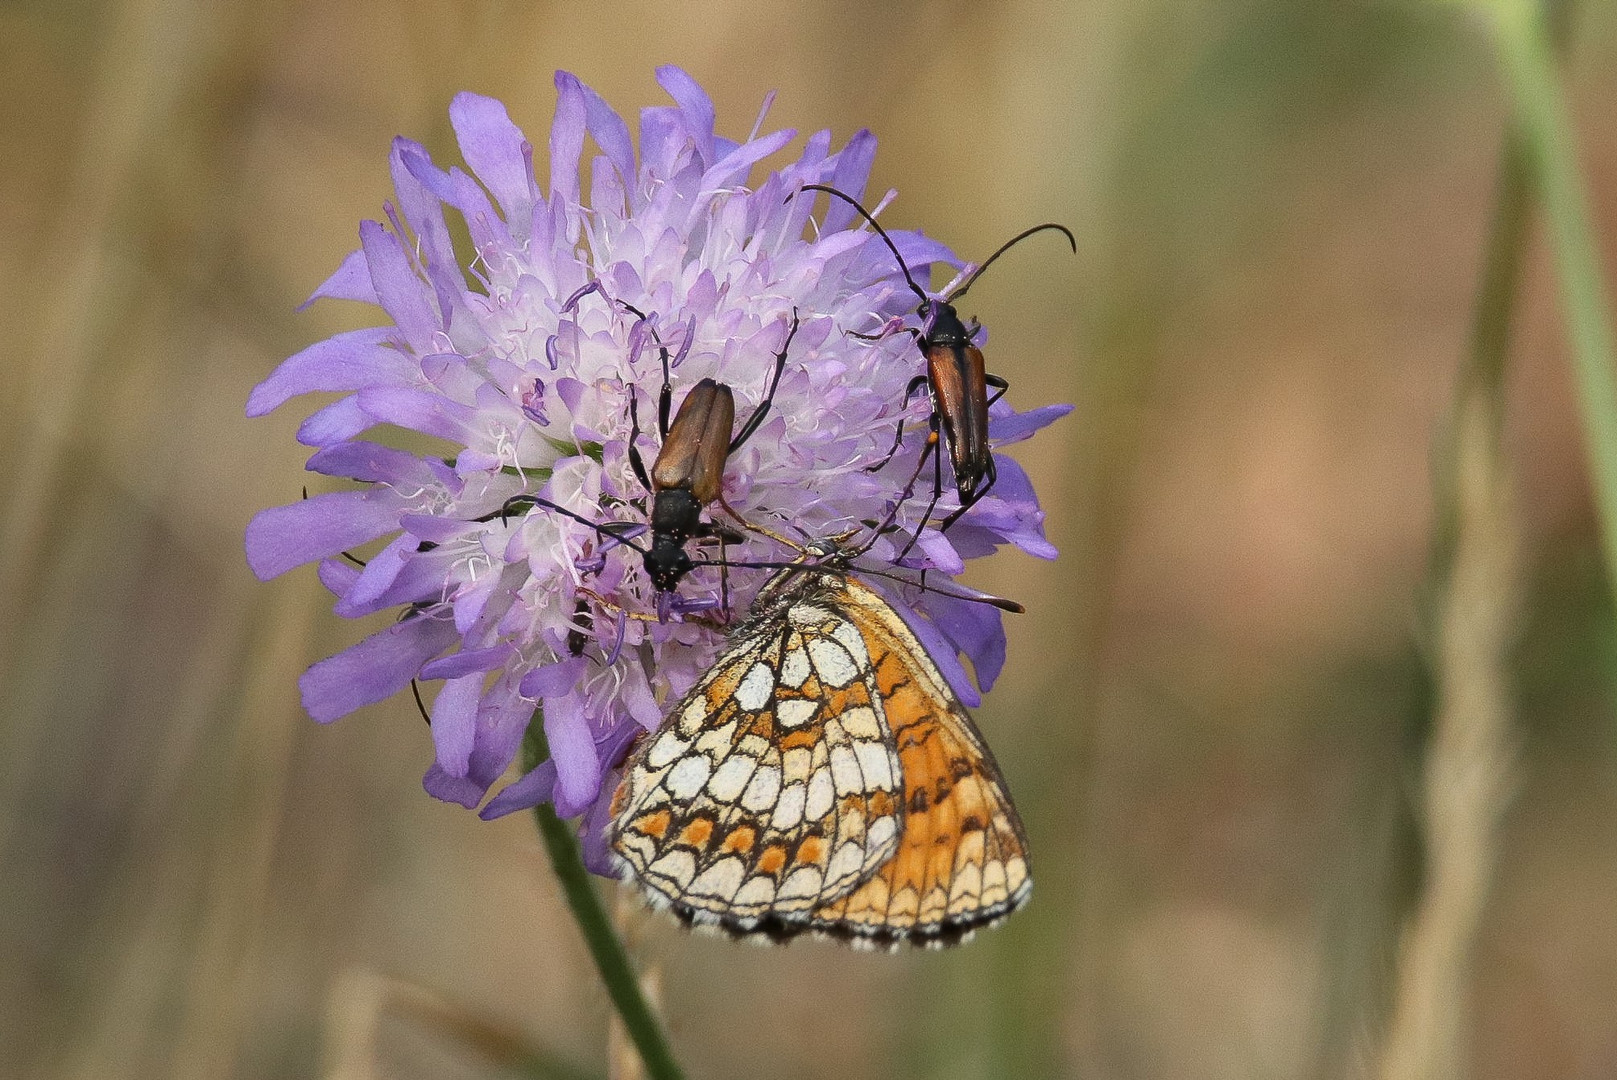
[1480,0,1617,595]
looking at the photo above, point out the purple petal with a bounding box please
[465,678,537,789]
[423,763,489,809]
[821,130,877,231]
[391,139,471,331]
[618,666,661,729]
[317,555,362,597]
[990,402,1074,445]
[297,396,373,447]
[792,128,832,176]
[580,81,637,195]
[306,441,442,485]
[915,528,965,575]
[703,128,796,193]
[519,656,587,698]
[479,759,556,819]
[247,327,413,417]
[976,456,1059,559]
[244,490,402,580]
[545,693,600,816]
[360,219,439,344]
[918,589,1008,693]
[400,513,485,544]
[889,230,964,273]
[333,546,458,617]
[331,533,413,612]
[923,520,998,561]
[353,386,478,443]
[550,72,586,204]
[578,786,619,876]
[420,643,518,680]
[299,614,459,723]
[637,106,684,181]
[656,66,716,165]
[451,570,504,635]
[298,247,379,310]
[575,717,643,874]
[436,165,511,250]
[430,673,483,776]
[449,92,532,222]
[871,580,982,707]
[598,715,644,773]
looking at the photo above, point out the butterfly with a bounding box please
[607,561,1030,948]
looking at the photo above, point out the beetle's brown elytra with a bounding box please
[624,308,798,595]
[498,302,800,606]
[651,378,736,507]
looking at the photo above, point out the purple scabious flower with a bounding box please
[245,67,1068,858]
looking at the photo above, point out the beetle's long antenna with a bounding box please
[947,222,1076,303]
[488,495,652,556]
[796,184,930,306]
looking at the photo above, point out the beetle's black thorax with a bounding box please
[649,487,703,544]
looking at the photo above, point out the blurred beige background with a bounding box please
[4,1,1617,1078]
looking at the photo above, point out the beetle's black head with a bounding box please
[644,537,694,593]
[921,298,971,347]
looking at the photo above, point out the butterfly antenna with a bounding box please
[843,563,1025,613]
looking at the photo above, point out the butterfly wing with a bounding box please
[609,573,906,929]
[797,576,1031,947]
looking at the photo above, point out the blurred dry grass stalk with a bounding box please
[320,967,593,1080]
[1378,396,1521,1080]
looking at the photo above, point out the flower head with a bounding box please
[246,67,1067,863]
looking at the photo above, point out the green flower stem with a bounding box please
[525,731,685,1080]
[533,807,685,1080]
[1480,0,1617,588]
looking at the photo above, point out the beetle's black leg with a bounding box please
[848,431,936,559]
[728,308,799,452]
[618,299,675,440]
[717,531,732,622]
[894,413,950,564]
[626,391,653,493]
[655,335,673,440]
[935,453,996,534]
[865,373,930,475]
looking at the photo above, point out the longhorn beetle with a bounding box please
[798,184,1074,555]
[504,301,799,615]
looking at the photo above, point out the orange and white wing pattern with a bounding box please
[609,572,907,926]
[609,569,1030,948]
[798,575,1030,947]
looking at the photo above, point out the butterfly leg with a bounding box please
[714,493,804,554]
